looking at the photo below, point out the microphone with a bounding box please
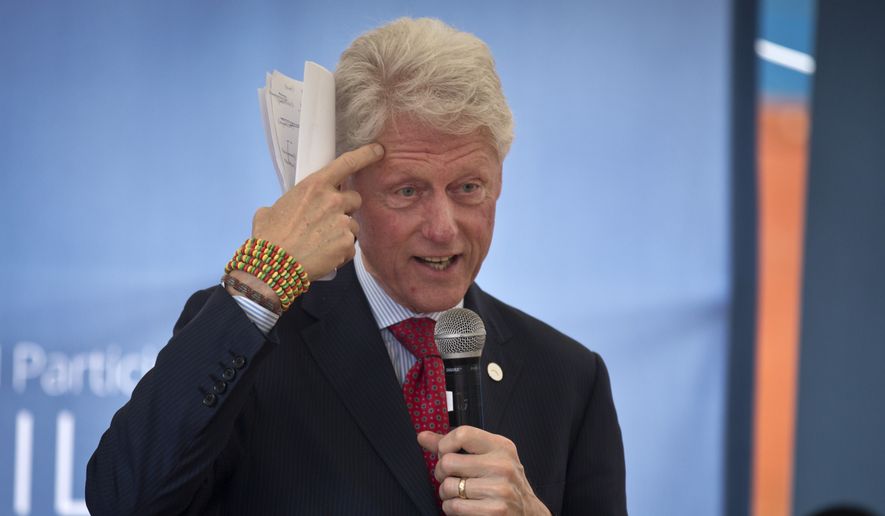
[434,308,487,429]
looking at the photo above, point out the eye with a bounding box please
[460,183,480,193]
[397,186,417,197]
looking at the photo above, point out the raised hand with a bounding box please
[227,143,384,302]
[251,143,384,278]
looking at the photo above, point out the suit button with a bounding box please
[222,368,236,381]
[232,355,246,369]
[213,381,227,394]
[202,393,217,407]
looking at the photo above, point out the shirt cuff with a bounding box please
[231,294,280,334]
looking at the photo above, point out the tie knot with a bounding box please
[389,317,438,359]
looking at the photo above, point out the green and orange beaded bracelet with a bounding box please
[224,238,310,311]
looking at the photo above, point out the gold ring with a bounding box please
[458,477,468,499]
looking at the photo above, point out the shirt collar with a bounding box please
[353,242,463,329]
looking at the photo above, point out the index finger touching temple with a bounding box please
[322,143,385,185]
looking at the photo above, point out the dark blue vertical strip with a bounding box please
[725,0,759,514]
[793,1,885,514]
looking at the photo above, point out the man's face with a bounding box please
[350,117,502,313]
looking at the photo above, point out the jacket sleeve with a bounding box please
[562,353,627,515]
[85,286,277,516]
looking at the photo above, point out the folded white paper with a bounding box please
[295,62,336,184]
[258,62,335,192]
[258,62,337,280]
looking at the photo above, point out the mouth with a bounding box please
[414,255,460,271]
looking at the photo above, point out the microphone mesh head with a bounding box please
[434,308,486,359]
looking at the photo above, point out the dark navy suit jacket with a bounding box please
[86,262,626,515]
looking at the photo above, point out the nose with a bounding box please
[420,192,457,244]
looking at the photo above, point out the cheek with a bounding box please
[485,204,497,227]
[477,204,497,236]
[354,199,383,231]
[464,204,497,251]
[356,204,411,246]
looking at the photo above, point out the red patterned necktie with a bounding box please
[389,317,450,496]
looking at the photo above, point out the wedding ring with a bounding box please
[458,477,468,499]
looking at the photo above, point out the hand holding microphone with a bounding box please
[419,308,550,515]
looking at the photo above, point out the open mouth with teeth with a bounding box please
[415,255,459,271]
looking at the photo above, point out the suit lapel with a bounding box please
[293,263,438,515]
[465,284,525,435]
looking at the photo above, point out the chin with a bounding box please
[406,288,467,314]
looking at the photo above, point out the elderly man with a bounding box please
[87,17,626,515]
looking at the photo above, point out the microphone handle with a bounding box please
[443,357,484,429]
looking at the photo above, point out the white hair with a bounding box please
[335,17,514,158]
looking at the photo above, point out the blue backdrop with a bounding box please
[0,1,731,514]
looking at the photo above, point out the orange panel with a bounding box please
[752,101,809,516]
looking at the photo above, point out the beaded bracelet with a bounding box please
[224,238,310,311]
[226,249,307,309]
[225,239,309,309]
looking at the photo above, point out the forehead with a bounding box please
[377,117,500,170]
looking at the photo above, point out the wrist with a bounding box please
[223,272,282,315]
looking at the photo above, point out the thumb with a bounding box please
[417,431,444,453]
